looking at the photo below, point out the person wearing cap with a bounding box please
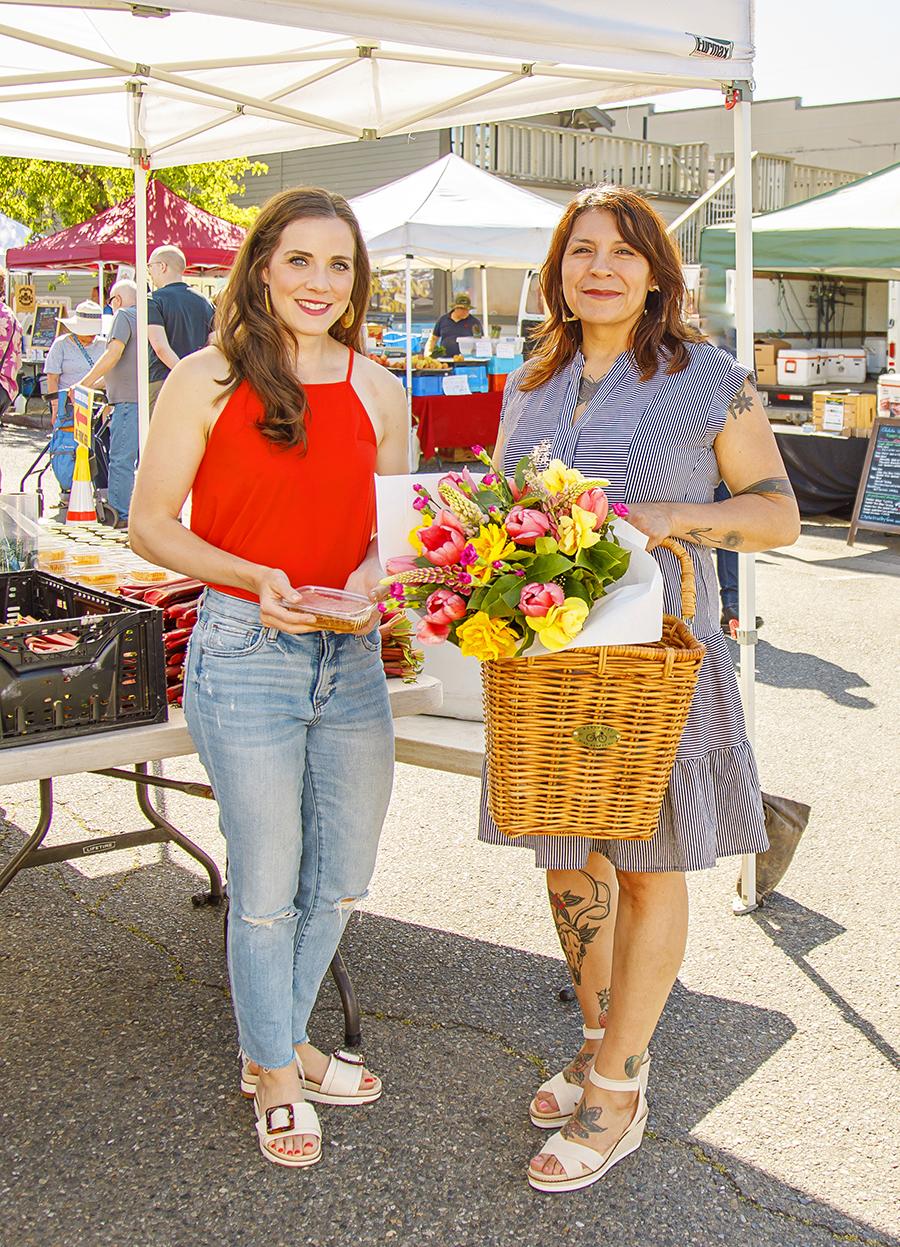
[43,300,105,498]
[425,291,483,357]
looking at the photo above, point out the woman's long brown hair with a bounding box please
[215,187,371,450]
[521,185,703,391]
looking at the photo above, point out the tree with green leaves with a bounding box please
[0,157,268,234]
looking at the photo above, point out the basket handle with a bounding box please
[658,538,696,621]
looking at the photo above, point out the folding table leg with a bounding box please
[0,778,53,895]
[131,762,224,907]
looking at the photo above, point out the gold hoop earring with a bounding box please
[263,285,272,314]
[341,305,355,329]
[562,306,579,323]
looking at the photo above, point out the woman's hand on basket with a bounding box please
[256,567,320,634]
[621,503,674,551]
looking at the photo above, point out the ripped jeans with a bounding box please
[184,588,394,1069]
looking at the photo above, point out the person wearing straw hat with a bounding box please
[479,186,800,1194]
[43,300,104,501]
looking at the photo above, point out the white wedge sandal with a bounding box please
[527,1066,648,1193]
[241,1048,382,1105]
[529,1026,651,1129]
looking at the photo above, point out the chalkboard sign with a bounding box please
[848,417,900,545]
[28,300,67,351]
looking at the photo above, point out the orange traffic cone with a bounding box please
[66,442,96,523]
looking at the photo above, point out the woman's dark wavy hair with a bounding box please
[215,187,370,450]
[521,185,703,391]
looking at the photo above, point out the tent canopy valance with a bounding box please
[0,2,752,169]
[351,154,562,271]
[5,181,245,272]
[700,161,900,280]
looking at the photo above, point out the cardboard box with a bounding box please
[755,363,778,387]
[812,390,877,438]
[754,337,791,370]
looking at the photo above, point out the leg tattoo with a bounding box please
[597,988,610,1028]
[549,871,612,986]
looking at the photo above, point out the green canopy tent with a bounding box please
[700,159,900,280]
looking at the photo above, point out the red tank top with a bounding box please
[191,350,377,602]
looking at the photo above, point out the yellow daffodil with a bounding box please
[528,598,590,652]
[456,612,520,660]
[407,524,425,554]
[557,503,601,555]
[470,522,516,582]
[541,459,585,494]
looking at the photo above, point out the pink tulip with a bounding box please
[519,581,566,617]
[416,616,451,644]
[505,505,551,546]
[576,487,609,526]
[419,510,467,566]
[385,555,419,574]
[438,467,478,496]
[425,588,467,624]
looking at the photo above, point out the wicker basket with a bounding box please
[483,539,706,840]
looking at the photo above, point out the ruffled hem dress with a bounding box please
[477,341,769,873]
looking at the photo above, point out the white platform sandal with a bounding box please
[529,1027,651,1129]
[253,1096,322,1169]
[527,1066,648,1193]
[241,1048,382,1105]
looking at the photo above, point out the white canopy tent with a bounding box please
[0,0,760,904]
[351,152,562,417]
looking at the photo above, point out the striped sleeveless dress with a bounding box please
[477,340,769,873]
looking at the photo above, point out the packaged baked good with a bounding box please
[284,586,376,635]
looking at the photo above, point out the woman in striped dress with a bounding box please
[479,187,800,1194]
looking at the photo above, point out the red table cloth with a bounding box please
[413,392,503,459]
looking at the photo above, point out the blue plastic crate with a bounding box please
[487,354,524,375]
[411,374,445,396]
[452,364,488,393]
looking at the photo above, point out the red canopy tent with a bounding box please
[6,181,245,272]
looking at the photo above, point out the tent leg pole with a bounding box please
[129,83,151,458]
[732,88,758,915]
[480,265,489,338]
[405,254,416,470]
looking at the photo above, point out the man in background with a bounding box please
[79,279,139,528]
[425,291,483,357]
[146,244,214,410]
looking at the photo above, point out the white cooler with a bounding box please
[827,349,867,383]
[777,348,822,387]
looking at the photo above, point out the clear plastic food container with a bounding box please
[286,586,377,635]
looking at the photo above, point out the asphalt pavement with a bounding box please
[1,423,898,1247]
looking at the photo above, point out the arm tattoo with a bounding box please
[734,476,795,499]
[686,526,744,550]
[548,871,612,986]
[727,390,755,420]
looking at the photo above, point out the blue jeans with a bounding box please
[107,401,139,519]
[714,480,738,611]
[183,589,394,1069]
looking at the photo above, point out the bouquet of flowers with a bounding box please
[380,444,632,661]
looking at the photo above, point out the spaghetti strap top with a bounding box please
[190,349,377,602]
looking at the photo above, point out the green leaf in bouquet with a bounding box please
[578,541,630,583]
[514,455,530,492]
[473,488,504,511]
[522,551,571,582]
[534,536,559,556]
[479,573,522,611]
[563,576,592,606]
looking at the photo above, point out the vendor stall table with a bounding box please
[414,391,503,460]
[0,677,441,1045]
[774,426,869,516]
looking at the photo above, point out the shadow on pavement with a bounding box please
[1,815,895,1247]
[725,637,876,709]
[752,893,899,1070]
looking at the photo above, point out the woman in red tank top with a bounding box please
[130,189,408,1169]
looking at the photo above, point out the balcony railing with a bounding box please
[451,122,709,199]
[713,152,858,212]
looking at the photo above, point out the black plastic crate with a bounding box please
[0,571,167,748]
